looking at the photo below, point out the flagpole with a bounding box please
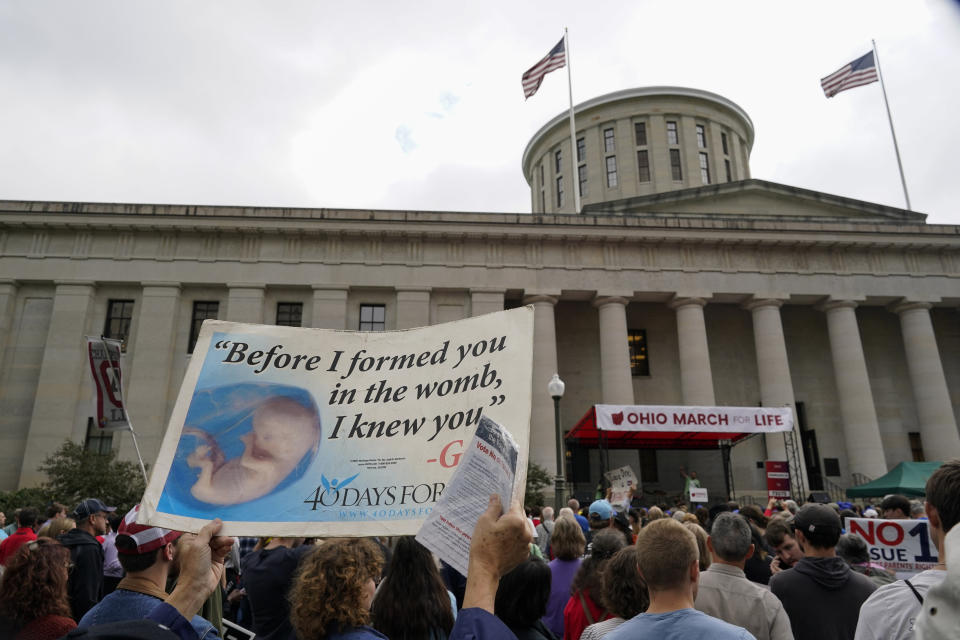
[872,39,911,211]
[564,28,581,214]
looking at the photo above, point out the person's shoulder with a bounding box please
[846,569,880,594]
[191,612,221,639]
[686,609,755,637]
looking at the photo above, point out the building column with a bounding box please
[592,296,634,404]
[311,286,348,329]
[123,283,181,465]
[470,289,505,317]
[523,294,560,476]
[668,297,715,405]
[893,301,960,460]
[818,300,887,479]
[744,298,808,493]
[0,280,18,371]
[19,282,96,487]
[226,284,265,324]
[396,288,431,329]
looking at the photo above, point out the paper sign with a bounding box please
[689,487,708,503]
[766,461,791,500]
[846,517,939,577]
[87,337,131,431]
[604,465,638,508]
[139,307,533,536]
[416,415,518,577]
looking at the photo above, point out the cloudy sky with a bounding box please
[1,1,958,223]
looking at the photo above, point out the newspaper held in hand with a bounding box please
[416,415,518,577]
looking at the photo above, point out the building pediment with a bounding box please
[582,179,926,224]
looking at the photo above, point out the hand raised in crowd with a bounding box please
[165,518,234,619]
[464,494,532,614]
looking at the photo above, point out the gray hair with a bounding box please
[784,500,799,514]
[541,506,555,521]
[709,513,753,561]
[910,500,925,517]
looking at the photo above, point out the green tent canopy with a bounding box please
[845,461,943,498]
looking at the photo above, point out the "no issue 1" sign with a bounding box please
[845,518,939,577]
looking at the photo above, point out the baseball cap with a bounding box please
[116,504,183,555]
[793,503,841,534]
[72,498,116,520]
[588,499,614,520]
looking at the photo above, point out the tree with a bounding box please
[525,461,553,507]
[37,440,146,514]
[0,486,54,518]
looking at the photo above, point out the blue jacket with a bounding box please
[78,587,220,639]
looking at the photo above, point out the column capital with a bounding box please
[140,281,182,291]
[311,284,350,292]
[523,294,558,306]
[470,287,506,295]
[395,286,432,294]
[591,295,629,309]
[668,296,707,310]
[0,279,19,294]
[816,299,858,313]
[891,300,933,315]
[226,282,266,290]
[743,298,785,312]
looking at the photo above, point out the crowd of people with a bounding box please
[0,458,957,640]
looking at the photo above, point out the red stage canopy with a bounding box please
[564,405,792,450]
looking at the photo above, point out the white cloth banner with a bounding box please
[846,517,940,577]
[595,404,793,433]
[139,307,533,537]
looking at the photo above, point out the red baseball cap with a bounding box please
[116,504,183,555]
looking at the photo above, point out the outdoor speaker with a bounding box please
[808,492,831,504]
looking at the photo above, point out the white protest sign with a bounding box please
[416,415,517,577]
[604,465,638,508]
[689,487,708,503]
[87,337,131,431]
[139,307,533,536]
[846,518,939,577]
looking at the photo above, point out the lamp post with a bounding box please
[548,373,566,512]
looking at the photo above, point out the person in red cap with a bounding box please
[76,504,221,639]
[60,498,115,620]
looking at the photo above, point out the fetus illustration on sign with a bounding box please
[174,383,322,506]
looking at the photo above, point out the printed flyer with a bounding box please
[138,306,533,536]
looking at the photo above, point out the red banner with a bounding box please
[766,460,791,500]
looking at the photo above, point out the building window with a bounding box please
[640,449,658,483]
[725,159,732,182]
[699,152,711,184]
[554,149,562,173]
[721,131,729,155]
[189,301,219,353]
[637,150,651,183]
[576,137,585,163]
[540,190,545,212]
[603,128,615,153]
[909,432,925,462]
[539,163,544,187]
[85,417,112,454]
[634,122,647,147]
[276,302,303,327]
[628,329,650,376]
[556,176,564,208]
[605,156,618,188]
[359,304,386,331]
[578,164,587,197]
[823,458,841,477]
[696,124,707,149]
[103,299,134,348]
[666,121,679,145]
[669,149,683,181]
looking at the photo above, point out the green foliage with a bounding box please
[36,440,146,514]
[525,461,553,507]
[0,486,54,518]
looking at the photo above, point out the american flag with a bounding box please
[821,51,878,98]
[522,38,566,99]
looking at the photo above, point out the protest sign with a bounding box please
[139,307,533,536]
[87,337,131,431]
[846,517,939,577]
[766,461,791,500]
[416,415,518,576]
[689,487,708,503]
[604,465,638,508]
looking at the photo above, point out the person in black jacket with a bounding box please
[495,556,557,640]
[59,498,115,620]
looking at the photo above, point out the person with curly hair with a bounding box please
[371,536,455,640]
[0,537,77,639]
[563,528,625,640]
[290,538,386,640]
[580,547,648,640]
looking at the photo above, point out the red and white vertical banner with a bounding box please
[766,461,791,500]
[87,337,131,431]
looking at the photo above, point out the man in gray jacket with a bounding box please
[695,513,793,640]
[535,506,555,555]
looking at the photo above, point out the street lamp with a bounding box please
[548,373,566,511]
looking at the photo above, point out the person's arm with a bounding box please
[164,519,234,620]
